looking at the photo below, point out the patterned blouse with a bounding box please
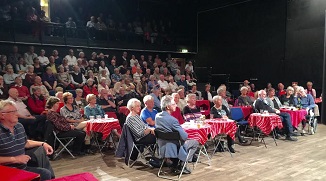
[60,105,82,127]
[47,110,71,133]
[126,114,147,141]
[84,104,105,119]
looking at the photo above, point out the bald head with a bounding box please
[9,88,18,99]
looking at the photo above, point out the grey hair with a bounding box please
[240,86,248,92]
[27,65,34,69]
[216,87,225,95]
[0,100,16,112]
[31,86,40,92]
[143,95,154,104]
[75,88,83,93]
[161,95,173,111]
[286,86,294,92]
[212,95,222,104]
[185,93,196,102]
[127,98,141,111]
[258,90,266,97]
[171,93,178,98]
[87,78,94,83]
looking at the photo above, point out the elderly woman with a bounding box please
[168,76,178,93]
[84,94,105,119]
[305,81,316,99]
[210,96,247,153]
[147,75,158,93]
[0,75,9,99]
[182,93,201,122]
[98,69,111,87]
[266,88,283,110]
[237,86,254,106]
[60,92,92,153]
[15,57,27,73]
[46,96,86,155]
[27,87,46,115]
[125,98,156,144]
[3,65,18,85]
[140,95,158,128]
[30,76,50,99]
[23,65,37,87]
[57,65,72,90]
[33,57,44,76]
[155,95,199,173]
[171,93,185,124]
[86,70,98,85]
[83,78,98,97]
[42,67,57,91]
[98,77,110,92]
[136,75,148,98]
[280,86,295,106]
[74,88,87,108]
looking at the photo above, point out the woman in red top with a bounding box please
[27,86,46,115]
[170,93,185,124]
[83,78,98,97]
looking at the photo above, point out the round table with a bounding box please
[280,108,307,128]
[86,118,121,140]
[181,124,211,145]
[248,113,283,135]
[205,119,237,140]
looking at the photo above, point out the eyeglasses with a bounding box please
[1,110,18,114]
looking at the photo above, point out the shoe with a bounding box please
[228,147,235,153]
[310,127,315,135]
[177,165,191,174]
[285,136,298,141]
[291,132,300,137]
[191,155,198,162]
[274,134,282,139]
[302,130,307,134]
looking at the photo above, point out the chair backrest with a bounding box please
[230,107,244,121]
[196,100,210,111]
[43,120,55,149]
[154,129,180,141]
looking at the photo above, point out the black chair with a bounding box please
[154,129,191,181]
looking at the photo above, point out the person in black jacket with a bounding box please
[202,83,214,107]
[280,86,295,106]
[254,90,297,141]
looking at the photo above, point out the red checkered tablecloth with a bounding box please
[205,119,237,140]
[280,108,307,128]
[248,113,283,135]
[86,119,121,140]
[181,124,211,145]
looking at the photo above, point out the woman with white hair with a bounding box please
[98,68,111,87]
[171,93,185,124]
[125,98,156,144]
[210,96,247,153]
[140,95,158,128]
[237,86,253,106]
[183,93,201,122]
[98,77,110,92]
[83,78,98,97]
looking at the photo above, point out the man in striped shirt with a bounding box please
[0,100,54,180]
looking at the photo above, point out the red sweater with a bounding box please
[11,85,30,98]
[171,107,185,125]
[83,85,99,97]
[27,96,46,114]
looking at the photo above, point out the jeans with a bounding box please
[25,166,52,181]
[278,112,293,136]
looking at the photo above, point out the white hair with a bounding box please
[258,90,266,97]
[240,86,248,92]
[143,95,154,104]
[127,98,141,111]
[185,93,196,102]
[212,95,222,104]
[216,87,225,95]
[161,95,173,111]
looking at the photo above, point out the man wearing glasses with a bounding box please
[0,100,55,180]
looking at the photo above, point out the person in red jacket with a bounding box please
[171,92,185,124]
[11,76,30,101]
[83,78,98,97]
[27,86,47,115]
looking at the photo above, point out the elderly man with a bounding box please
[158,74,169,92]
[177,75,188,92]
[155,95,199,174]
[30,76,49,99]
[177,88,187,110]
[150,87,162,112]
[70,65,86,88]
[11,76,30,101]
[7,88,46,139]
[216,86,231,111]
[65,49,77,66]
[0,100,55,180]
[97,88,116,112]
[140,95,158,128]
[254,90,297,141]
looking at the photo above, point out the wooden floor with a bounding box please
[52,124,326,181]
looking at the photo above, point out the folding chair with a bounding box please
[155,129,191,181]
[44,120,76,160]
[211,134,233,158]
[126,125,156,168]
[230,107,249,138]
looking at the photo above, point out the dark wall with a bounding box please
[285,0,326,90]
[197,0,287,89]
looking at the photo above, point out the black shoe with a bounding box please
[191,155,198,162]
[228,147,235,153]
[285,136,298,141]
[182,167,191,174]
[291,132,300,137]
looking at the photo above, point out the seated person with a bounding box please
[27,87,46,115]
[30,76,49,99]
[74,88,87,108]
[155,95,199,174]
[280,86,295,106]
[202,83,213,107]
[254,90,297,141]
[83,78,99,97]
[7,88,46,139]
[60,92,92,153]
[0,100,54,180]
[115,87,131,107]
[97,88,117,112]
[210,96,247,153]
[149,87,162,112]
[237,86,253,106]
[11,76,30,101]
[305,81,316,99]
[70,66,86,89]
[140,95,158,128]
[46,96,86,155]
[84,94,105,119]
[266,88,283,110]
[42,67,57,91]
[294,86,316,132]
[125,98,156,145]
[171,93,185,124]
[183,93,201,122]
